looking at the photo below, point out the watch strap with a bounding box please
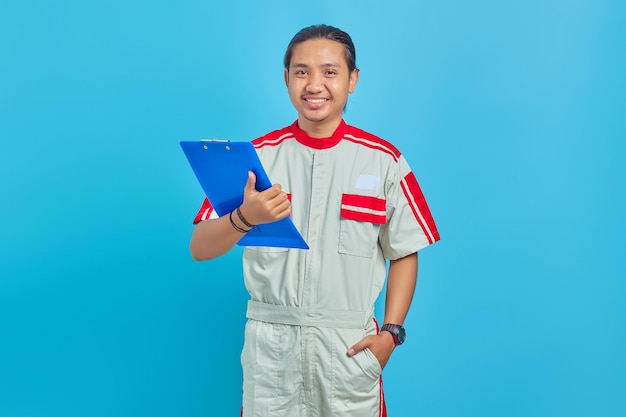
[381,323,406,345]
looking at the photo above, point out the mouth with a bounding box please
[304,98,330,104]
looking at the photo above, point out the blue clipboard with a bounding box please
[180,140,309,249]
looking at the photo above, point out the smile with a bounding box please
[304,98,329,103]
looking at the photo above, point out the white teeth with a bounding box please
[306,98,328,103]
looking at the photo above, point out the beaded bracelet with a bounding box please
[229,210,250,233]
[236,207,257,229]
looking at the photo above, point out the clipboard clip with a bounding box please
[200,138,231,150]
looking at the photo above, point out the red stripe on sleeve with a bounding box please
[401,173,440,243]
[193,197,214,224]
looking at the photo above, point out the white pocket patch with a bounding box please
[355,175,380,191]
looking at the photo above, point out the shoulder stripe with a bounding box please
[252,132,294,149]
[344,134,400,162]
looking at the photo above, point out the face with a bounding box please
[284,38,359,137]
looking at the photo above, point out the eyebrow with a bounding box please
[290,62,341,69]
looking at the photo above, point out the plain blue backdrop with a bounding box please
[1,0,624,416]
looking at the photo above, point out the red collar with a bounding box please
[290,120,347,150]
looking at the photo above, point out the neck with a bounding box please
[297,116,342,138]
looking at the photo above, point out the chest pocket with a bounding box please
[338,194,386,258]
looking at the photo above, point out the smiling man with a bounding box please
[284,35,358,137]
[189,24,440,416]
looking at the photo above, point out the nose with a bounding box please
[306,71,324,93]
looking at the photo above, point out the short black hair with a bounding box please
[284,24,357,73]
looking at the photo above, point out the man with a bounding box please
[190,24,439,417]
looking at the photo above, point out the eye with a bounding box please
[325,70,337,76]
[294,69,308,76]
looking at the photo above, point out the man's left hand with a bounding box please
[347,331,396,370]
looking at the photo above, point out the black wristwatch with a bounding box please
[381,324,406,345]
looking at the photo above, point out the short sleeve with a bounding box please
[192,197,219,224]
[379,155,440,259]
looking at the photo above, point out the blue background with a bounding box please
[1,0,624,416]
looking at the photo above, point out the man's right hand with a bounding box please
[239,171,291,226]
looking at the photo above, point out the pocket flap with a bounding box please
[340,194,387,224]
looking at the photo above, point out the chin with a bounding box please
[303,110,337,121]
[298,112,324,122]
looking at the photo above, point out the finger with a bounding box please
[269,194,291,212]
[260,184,284,199]
[347,338,368,356]
[267,190,289,206]
[276,197,291,212]
[272,202,291,220]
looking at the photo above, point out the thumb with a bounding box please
[347,338,368,356]
[244,171,257,194]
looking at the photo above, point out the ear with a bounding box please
[348,68,359,94]
[284,69,289,88]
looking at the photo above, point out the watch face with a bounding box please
[397,327,406,344]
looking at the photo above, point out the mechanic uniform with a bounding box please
[193,120,440,417]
